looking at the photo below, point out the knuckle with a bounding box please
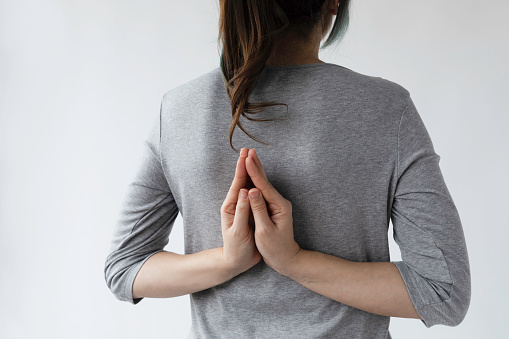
[256,226,269,238]
[236,202,247,213]
[250,203,266,213]
[221,202,235,215]
[279,200,292,215]
[285,200,292,210]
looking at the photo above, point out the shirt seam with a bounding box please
[396,101,411,180]
[158,93,178,198]
[389,100,411,226]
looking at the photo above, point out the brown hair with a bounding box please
[217,0,351,152]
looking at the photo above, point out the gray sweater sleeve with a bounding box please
[103,102,179,304]
[390,95,471,327]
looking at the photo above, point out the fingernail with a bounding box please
[240,189,248,199]
[249,190,260,200]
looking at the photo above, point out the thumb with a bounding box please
[232,188,251,230]
[248,188,273,228]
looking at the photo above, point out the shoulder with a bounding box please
[328,64,411,110]
[161,67,224,107]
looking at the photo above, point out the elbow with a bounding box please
[393,260,471,328]
[104,251,144,304]
[104,250,164,304]
[448,280,472,327]
[104,257,131,303]
[418,277,471,328]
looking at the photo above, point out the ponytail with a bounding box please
[218,0,351,152]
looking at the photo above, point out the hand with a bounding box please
[221,148,262,276]
[244,149,302,275]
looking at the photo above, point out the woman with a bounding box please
[104,0,471,338]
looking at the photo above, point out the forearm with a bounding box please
[132,247,236,299]
[280,249,422,319]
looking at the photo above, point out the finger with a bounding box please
[247,148,268,181]
[245,155,285,205]
[248,188,274,229]
[231,188,251,230]
[224,148,249,205]
[240,147,249,158]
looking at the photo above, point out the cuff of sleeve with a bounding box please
[392,261,436,328]
[393,260,470,328]
[123,250,166,305]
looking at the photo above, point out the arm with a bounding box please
[106,97,216,304]
[104,100,178,304]
[281,95,471,327]
[280,250,421,319]
[132,247,237,299]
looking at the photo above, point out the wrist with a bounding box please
[277,246,305,278]
[218,247,240,280]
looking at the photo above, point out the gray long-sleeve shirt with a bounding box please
[104,63,471,338]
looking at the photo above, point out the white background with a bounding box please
[1,0,507,338]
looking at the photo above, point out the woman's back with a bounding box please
[104,63,470,338]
